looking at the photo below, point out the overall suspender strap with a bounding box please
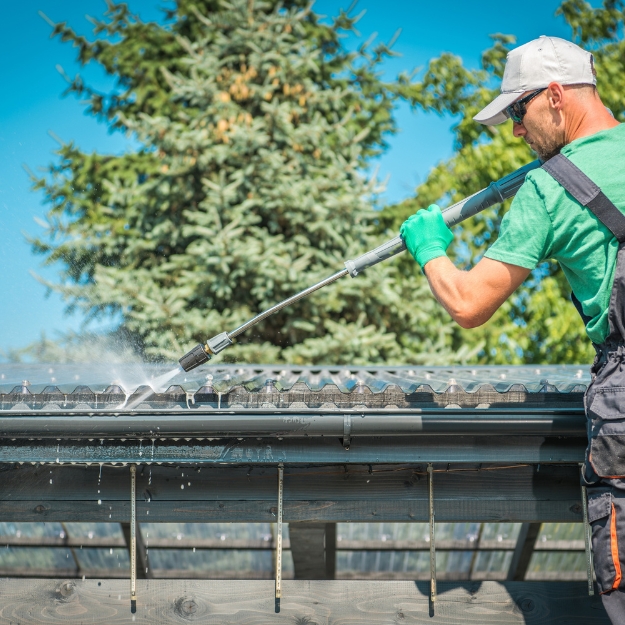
[542,154,625,243]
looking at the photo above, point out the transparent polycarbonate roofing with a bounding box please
[0,363,591,394]
[0,363,588,411]
[0,521,585,581]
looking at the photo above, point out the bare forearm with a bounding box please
[422,257,484,327]
[423,256,531,329]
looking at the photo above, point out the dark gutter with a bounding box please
[0,409,585,438]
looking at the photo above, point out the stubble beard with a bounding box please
[524,121,566,162]
[529,136,566,162]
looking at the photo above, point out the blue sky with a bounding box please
[0,0,575,354]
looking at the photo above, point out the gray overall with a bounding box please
[543,154,625,624]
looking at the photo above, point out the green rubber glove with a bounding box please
[400,204,454,268]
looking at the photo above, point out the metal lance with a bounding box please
[179,160,541,371]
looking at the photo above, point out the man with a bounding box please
[400,36,625,623]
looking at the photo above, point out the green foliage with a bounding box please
[33,0,623,366]
[381,0,625,365]
[33,0,466,365]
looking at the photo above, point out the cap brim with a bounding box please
[473,91,524,126]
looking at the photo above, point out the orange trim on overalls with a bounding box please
[611,502,622,590]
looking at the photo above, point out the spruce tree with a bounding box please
[33,0,464,365]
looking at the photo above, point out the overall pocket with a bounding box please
[588,492,623,593]
[586,359,625,477]
[589,421,625,478]
[588,386,625,420]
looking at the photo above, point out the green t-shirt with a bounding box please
[484,123,625,344]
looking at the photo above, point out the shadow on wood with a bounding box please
[0,579,608,624]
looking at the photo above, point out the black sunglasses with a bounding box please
[505,88,546,124]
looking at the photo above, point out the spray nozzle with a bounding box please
[178,332,234,372]
[179,344,211,372]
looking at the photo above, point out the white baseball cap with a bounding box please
[474,36,596,126]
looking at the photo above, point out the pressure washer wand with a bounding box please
[179,159,541,372]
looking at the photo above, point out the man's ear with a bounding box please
[546,82,565,111]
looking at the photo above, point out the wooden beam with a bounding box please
[326,522,336,580]
[289,523,327,579]
[507,522,542,581]
[0,579,608,624]
[120,522,151,579]
[289,523,336,579]
[0,463,584,523]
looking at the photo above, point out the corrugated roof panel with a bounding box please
[0,364,590,411]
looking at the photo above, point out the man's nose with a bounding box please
[512,121,526,137]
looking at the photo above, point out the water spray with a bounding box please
[179,160,541,372]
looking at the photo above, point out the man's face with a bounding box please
[512,89,566,161]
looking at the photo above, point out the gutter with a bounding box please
[0,408,586,438]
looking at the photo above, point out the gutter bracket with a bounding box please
[342,414,352,450]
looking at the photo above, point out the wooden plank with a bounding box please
[0,463,582,503]
[0,497,583,523]
[0,435,587,464]
[0,579,609,624]
[0,463,584,522]
[38,462,590,497]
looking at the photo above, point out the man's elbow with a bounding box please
[453,305,491,329]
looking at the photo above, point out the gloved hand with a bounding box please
[400,204,454,268]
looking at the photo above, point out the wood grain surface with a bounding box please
[0,463,580,501]
[0,463,583,522]
[0,579,609,624]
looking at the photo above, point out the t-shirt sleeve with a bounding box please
[483,175,554,270]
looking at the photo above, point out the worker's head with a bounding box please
[474,36,604,161]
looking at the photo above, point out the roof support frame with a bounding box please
[0,462,584,523]
[506,522,542,581]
